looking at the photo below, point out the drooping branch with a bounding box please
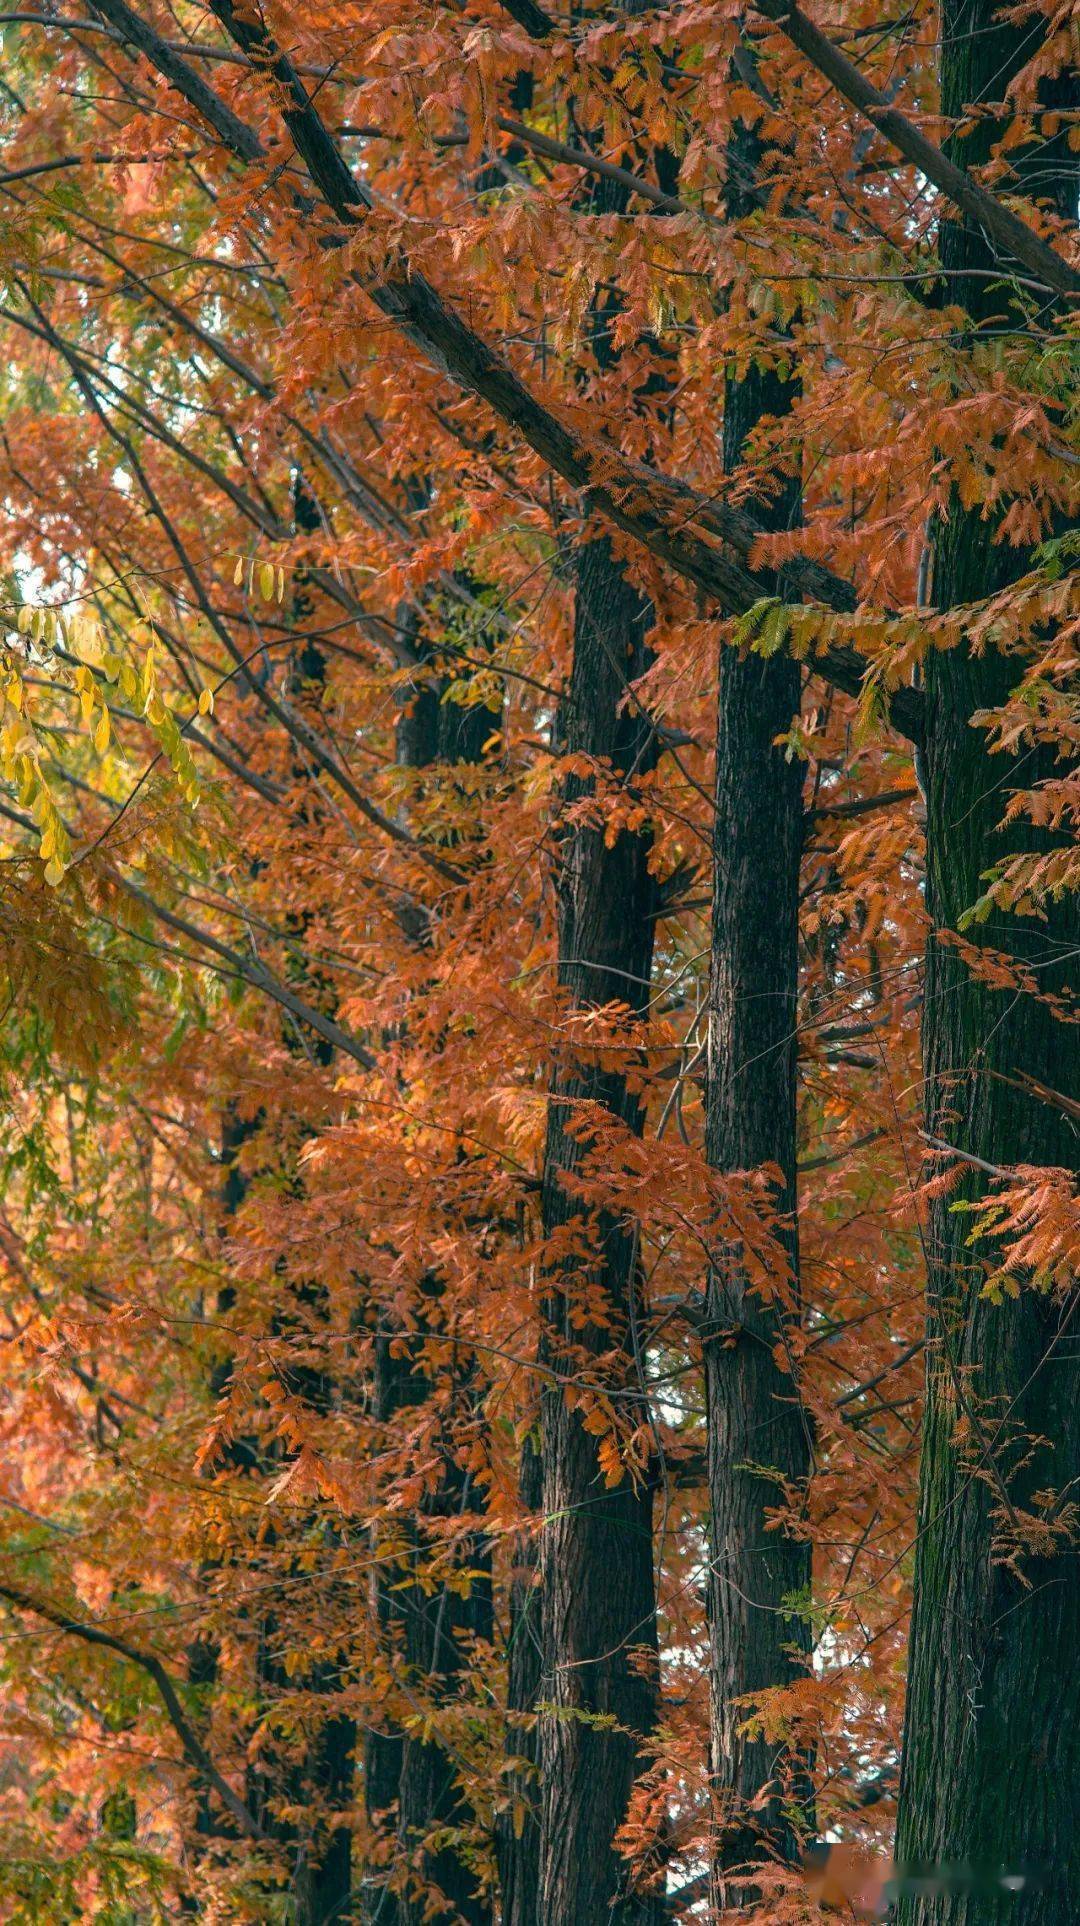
[116,876,379,1071]
[7,279,469,878]
[0,1579,266,1841]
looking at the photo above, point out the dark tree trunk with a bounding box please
[361,1324,412,1926]
[537,534,663,1926]
[363,625,495,1926]
[278,476,357,1926]
[492,74,548,1923]
[195,475,357,1926]
[495,1432,542,1926]
[186,476,354,1925]
[705,93,812,1898]
[894,11,1079,1922]
[500,16,673,1910]
[397,1402,493,1926]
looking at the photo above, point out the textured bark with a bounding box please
[397,1409,493,1926]
[363,633,495,1926]
[704,552,809,1886]
[367,1332,494,1926]
[506,35,670,1912]
[537,534,663,1926]
[495,1432,542,1926]
[705,97,812,1896]
[894,10,1080,1922]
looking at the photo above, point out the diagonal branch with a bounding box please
[68,0,922,737]
[752,0,1080,301]
[116,876,379,1070]
[87,0,262,160]
[8,279,468,876]
[0,1578,266,1840]
[498,0,556,38]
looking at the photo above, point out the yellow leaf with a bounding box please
[259,560,275,603]
[43,855,65,887]
[93,709,110,754]
[232,556,244,586]
[74,619,103,666]
[198,686,214,715]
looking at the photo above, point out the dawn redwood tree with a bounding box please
[365,610,497,1926]
[893,5,1080,1919]
[496,13,683,1913]
[0,6,1076,1925]
[535,533,663,1926]
[704,56,812,1897]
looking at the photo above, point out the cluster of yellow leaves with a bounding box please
[2,594,201,881]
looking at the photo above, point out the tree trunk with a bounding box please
[894,10,1079,1921]
[705,92,812,1897]
[495,1431,542,1926]
[397,1397,493,1926]
[537,534,663,1926]
[187,477,356,1926]
[504,18,673,1910]
[364,624,495,1926]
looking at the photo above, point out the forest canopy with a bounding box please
[0,1,1076,1921]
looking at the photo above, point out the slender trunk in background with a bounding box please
[537,533,663,1926]
[185,475,350,1925]
[364,623,495,1926]
[490,79,547,1926]
[496,1429,542,1926]
[182,1107,254,1914]
[894,10,1079,1921]
[253,474,355,1926]
[704,84,813,1900]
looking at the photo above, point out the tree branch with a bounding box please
[752,0,1080,301]
[497,0,556,39]
[64,0,922,739]
[87,0,263,160]
[116,876,379,1071]
[0,1579,266,1840]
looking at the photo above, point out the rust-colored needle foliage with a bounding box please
[0,2,1074,1922]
